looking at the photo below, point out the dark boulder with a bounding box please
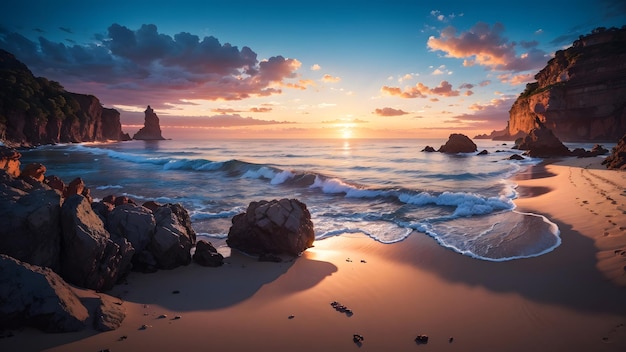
[0,254,88,332]
[0,180,62,271]
[106,203,156,271]
[438,134,477,153]
[151,204,196,269]
[508,154,525,160]
[227,198,315,256]
[60,195,134,291]
[477,149,489,155]
[515,118,571,157]
[193,240,224,267]
[421,146,436,152]
[133,105,165,140]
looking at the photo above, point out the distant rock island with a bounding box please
[489,27,626,142]
[133,105,165,140]
[0,50,131,147]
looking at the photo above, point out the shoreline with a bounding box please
[1,156,626,351]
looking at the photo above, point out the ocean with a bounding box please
[18,138,566,262]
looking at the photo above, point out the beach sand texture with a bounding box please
[1,157,625,352]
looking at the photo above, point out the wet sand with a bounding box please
[1,157,626,352]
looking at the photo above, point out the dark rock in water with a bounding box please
[438,134,477,153]
[193,240,224,267]
[477,149,489,155]
[421,146,436,152]
[515,118,571,157]
[602,134,626,170]
[133,105,165,140]
[0,254,88,332]
[227,198,315,256]
[20,163,46,182]
[591,144,609,155]
[60,195,134,291]
[509,154,525,160]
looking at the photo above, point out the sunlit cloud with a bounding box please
[373,107,409,116]
[310,63,321,71]
[321,74,341,83]
[427,22,548,73]
[321,118,368,124]
[430,10,463,22]
[497,73,535,85]
[382,80,460,98]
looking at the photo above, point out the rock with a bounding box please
[64,177,92,203]
[602,133,626,169]
[259,253,283,262]
[508,154,525,160]
[477,149,489,155]
[113,195,136,207]
[150,204,196,269]
[415,334,429,344]
[20,163,46,182]
[591,144,610,155]
[106,203,156,271]
[421,146,436,152]
[227,198,315,256]
[132,105,165,140]
[0,254,88,332]
[142,200,162,212]
[94,294,126,332]
[0,181,62,271]
[515,118,571,157]
[0,146,21,177]
[192,240,224,267]
[497,27,626,142]
[60,195,134,291]
[44,175,66,194]
[438,134,477,153]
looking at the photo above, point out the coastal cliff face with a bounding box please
[501,27,626,142]
[0,49,130,146]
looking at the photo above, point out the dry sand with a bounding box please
[1,157,626,352]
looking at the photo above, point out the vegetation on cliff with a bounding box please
[0,49,129,146]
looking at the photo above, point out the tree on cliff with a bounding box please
[132,105,165,140]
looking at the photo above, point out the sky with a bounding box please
[1,0,625,139]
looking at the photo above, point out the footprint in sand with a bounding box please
[602,323,626,344]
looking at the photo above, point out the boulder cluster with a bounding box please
[602,133,626,169]
[0,145,219,332]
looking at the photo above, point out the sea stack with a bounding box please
[133,105,165,140]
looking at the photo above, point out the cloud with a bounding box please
[321,74,341,83]
[427,22,548,73]
[459,83,474,89]
[373,107,409,116]
[0,23,304,108]
[478,80,491,87]
[381,80,460,99]
[249,107,272,112]
[321,118,368,124]
[310,64,321,71]
[449,97,515,126]
[497,73,535,85]
[430,10,463,22]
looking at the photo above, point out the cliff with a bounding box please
[132,105,165,140]
[0,49,130,147]
[498,27,626,142]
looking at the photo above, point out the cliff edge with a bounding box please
[498,27,626,142]
[0,50,131,147]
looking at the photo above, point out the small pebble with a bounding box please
[118,335,128,341]
[172,290,180,294]
[139,324,149,330]
[360,259,367,263]
[173,315,182,320]
[288,315,295,319]
[158,314,167,319]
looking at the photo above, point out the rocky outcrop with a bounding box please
[227,198,315,256]
[498,27,626,142]
[515,118,572,157]
[0,146,21,177]
[602,134,626,169]
[438,133,477,153]
[0,49,130,147]
[133,105,165,140]
[60,195,134,291]
[0,254,88,332]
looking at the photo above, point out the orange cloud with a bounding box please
[373,107,409,116]
[382,80,459,99]
[427,22,547,73]
[321,74,341,83]
[497,73,535,85]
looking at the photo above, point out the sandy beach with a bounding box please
[2,156,626,352]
